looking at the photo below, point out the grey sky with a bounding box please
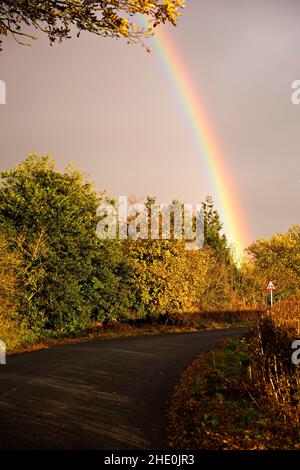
[0,0,299,246]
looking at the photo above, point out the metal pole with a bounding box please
[270,289,273,307]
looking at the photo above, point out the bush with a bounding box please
[249,297,300,433]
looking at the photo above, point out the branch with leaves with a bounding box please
[0,0,185,51]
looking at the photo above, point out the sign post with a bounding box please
[266,280,276,306]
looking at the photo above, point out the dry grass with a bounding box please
[268,296,300,333]
[165,309,262,328]
[249,296,300,434]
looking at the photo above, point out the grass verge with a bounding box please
[167,337,300,450]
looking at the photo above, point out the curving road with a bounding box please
[0,328,248,450]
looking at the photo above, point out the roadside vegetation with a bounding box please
[0,154,299,448]
[0,154,255,352]
[0,154,298,354]
[167,297,300,449]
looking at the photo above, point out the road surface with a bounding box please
[0,328,248,450]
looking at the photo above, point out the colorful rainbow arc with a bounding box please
[147,25,251,259]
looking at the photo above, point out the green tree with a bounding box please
[0,0,184,51]
[91,239,139,323]
[0,154,101,332]
[203,196,228,256]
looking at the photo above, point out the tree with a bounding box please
[0,0,185,51]
[0,154,102,332]
[202,196,229,256]
[126,239,192,318]
[91,239,139,323]
[245,225,300,302]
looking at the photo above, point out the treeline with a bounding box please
[0,154,298,347]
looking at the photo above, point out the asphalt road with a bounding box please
[0,328,248,450]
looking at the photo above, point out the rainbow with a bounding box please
[146,24,251,259]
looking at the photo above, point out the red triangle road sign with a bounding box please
[266,280,276,291]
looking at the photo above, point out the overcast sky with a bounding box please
[0,0,299,246]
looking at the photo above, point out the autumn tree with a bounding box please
[125,238,209,319]
[244,225,300,302]
[0,0,185,51]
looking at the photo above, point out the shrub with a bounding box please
[249,297,300,433]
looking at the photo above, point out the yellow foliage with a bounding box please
[0,233,21,348]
